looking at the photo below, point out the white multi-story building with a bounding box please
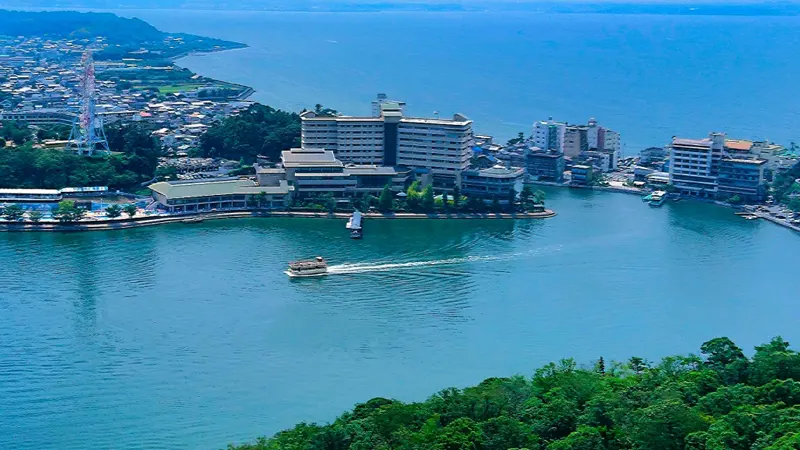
[532,118,567,153]
[301,115,385,164]
[668,132,725,198]
[301,102,474,186]
[371,93,406,118]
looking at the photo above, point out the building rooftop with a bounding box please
[725,139,754,152]
[464,165,525,178]
[343,165,399,176]
[280,148,343,168]
[672,138,712,148]
[723,158,766,165]
[148,178,291,199]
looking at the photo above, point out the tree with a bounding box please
[105,204,122,218]
[728,195,743,205]
[2,204,24,221]
[629,356,648,374]
[520,185,533,210]
[491,196,502,212]
[52,200,86,223]
[788,197,800,213]
[378,184,394,211]
[406,181,422,211]
[421,185,435,212]
[123,204,138,218]
[596,357,606,375]
[27,210,43,223]
[507,187,517,211]
[452,185,461,210]
[254,191,268,209]
[701,337,749,384]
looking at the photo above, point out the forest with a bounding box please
[0,122,161,190]
[231,337,800,450]
[198,103,301,163]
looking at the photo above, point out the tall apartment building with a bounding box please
[535,118,620,170]
[532,118,567,153]
[668,132,768,202]
[301,102,473,188]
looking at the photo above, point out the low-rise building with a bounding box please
[148,178,293,213]
[525,151,565,182]
[278,147,409,198]
[717,158,767,203]
[570,165,593,186]
[460,165,524,202]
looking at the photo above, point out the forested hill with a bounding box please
[0,10,244,57]
[232,336,800,450]
[0,10,163,42]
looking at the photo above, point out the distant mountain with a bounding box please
[1,0,800,15]
[0,10,245,59]
[0,10,165,42]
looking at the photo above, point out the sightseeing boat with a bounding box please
[287,256,328,277]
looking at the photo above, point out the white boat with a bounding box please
[649,191,667,207]
[287,256,328,277]
[346,211,362,230]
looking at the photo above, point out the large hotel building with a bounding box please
[300,97,474,188]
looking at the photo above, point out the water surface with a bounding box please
[1,189,798,449]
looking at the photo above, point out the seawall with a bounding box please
[0,209,556,233]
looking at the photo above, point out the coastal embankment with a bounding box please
[0,209,556,233]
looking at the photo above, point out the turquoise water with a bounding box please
[1,188,799,449]
[118,9,800,151]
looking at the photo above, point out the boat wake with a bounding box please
[327,255,504,275]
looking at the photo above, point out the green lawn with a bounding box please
[157,84,203,94]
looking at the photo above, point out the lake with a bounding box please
[117,9,800,151]
[1,188,798,449]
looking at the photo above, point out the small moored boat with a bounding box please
[649,191,667,207]
[287,256,328,277]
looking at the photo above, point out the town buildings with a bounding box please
[525,151,565,182]
[148,177,293,213]
[668,132,769,203]
[263,147,408,199]
[301,97,474,190]
[570,165,594,186]
[532,117,620,173]
[532,118,567,153]
[460,166,525,202]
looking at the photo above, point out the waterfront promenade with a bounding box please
[0,209,556,232]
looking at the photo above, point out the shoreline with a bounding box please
[0,209,557,233]
[528,181,800,234]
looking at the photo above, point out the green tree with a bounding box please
[254,191,268,209]
[378,184,394,211]
[3,204,24,221]
[435,417,484,450]
[452,185,461,210]
[123,204,138,218]
[629,399,705,450]
[701,337,749,385]
[546,426,605,450]
[52,200,86,223]
[27,210,43,223]
[507,187,517,211]
[105,204,122,218]
[520,185,533,210]
[406,181,422,211]
[421,185,435,212]
[491,196,502,213]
